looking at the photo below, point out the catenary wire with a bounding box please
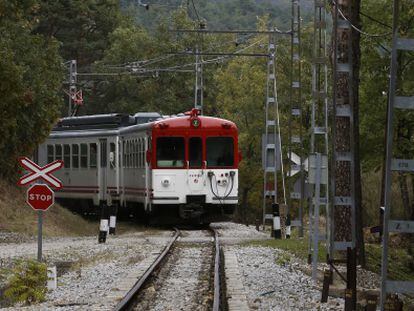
[332,0,392,38]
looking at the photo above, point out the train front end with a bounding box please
[149,109,239,223]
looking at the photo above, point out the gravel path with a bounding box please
[0,230,173,310]
[235,246,344,311]
[211,222,268,244]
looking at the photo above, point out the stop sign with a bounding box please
[26,184,54,211]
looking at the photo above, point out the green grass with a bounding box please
[365,243,414,281]
[244,235,414,281]
[245,233,327,263]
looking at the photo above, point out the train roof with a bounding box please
[152,114,238,131]
[53,112,162,131]
[48,109,237,139]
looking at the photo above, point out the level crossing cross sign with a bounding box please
[27,184,54,211]
[17,156,63,262]
[17,157,63,189]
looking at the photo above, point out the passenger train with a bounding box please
[37,109,239,224]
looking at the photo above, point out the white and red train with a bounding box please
[37,109,239,226]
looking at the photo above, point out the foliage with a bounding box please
[3,259,48,305]
[34,0,124,66]
[275,251,292,266]
[365,243,414,281]
[121,0,312,31]
[0,0,63,179]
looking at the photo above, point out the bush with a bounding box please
[3,259,47,305]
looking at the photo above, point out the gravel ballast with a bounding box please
[235,246,344,310]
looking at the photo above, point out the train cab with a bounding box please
[149,109,239,222]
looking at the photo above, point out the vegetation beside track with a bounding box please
[0,180,96,238]
[244,235,414,282]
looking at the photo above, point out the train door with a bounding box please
[99,138,108,202]
[144,136,151,212]
[188,137,204,192]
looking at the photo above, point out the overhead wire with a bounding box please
[332,0,392,38]
[190,0,201,23]
[76,37,265,78]
[359,11,392,29]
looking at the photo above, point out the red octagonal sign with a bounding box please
[26,184,54,211]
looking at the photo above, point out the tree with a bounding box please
[0,0,64,179]
[34,0,123,67]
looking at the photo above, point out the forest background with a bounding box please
[1,0,413,227]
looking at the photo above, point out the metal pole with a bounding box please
[380,0,399,309]
[68,60,77,117]
[37,210,43,261]
[312,153,322,280]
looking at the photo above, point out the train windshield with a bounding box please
[206,137,234,167]
[156,137,185,167]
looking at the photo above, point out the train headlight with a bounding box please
[161,178,170,187]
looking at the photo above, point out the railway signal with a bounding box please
[17,157,63,261]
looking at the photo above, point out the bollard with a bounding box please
[98,203,108,243]
[47,265,57,290]
[272,203,281,239]
[109,203,118,235]
[286,213,291,239]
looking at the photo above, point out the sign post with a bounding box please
[18,157,63,261]
[38,211,42,262]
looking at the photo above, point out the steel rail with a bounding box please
[113,228,180,311]
[212,228,221,311]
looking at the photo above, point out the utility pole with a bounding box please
[380,0,414,309]
[288,0,304,238]
[308,0,329,281]
[329,0,357,309]
[194,45,203,114]
[68,60,77,117]
[262,34,280,229]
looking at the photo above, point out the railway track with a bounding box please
[113,226,223,311]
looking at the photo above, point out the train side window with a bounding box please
[141,139,145,167]
[89,143,97,168]
[122,142,125,168]
[55,145,62,161]
[72,144,79,168]
[130,140,133,168]
[110,143,116,169]
[63,144,71,168]
[134,140,138,168]
[206,137,234,167]
[138,139,142,168]
[47,145,54,163]
[189,137,202,168]
[80,144,88,168]
[126,141,130,168]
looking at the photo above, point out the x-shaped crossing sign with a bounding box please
[18,157,63,189]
